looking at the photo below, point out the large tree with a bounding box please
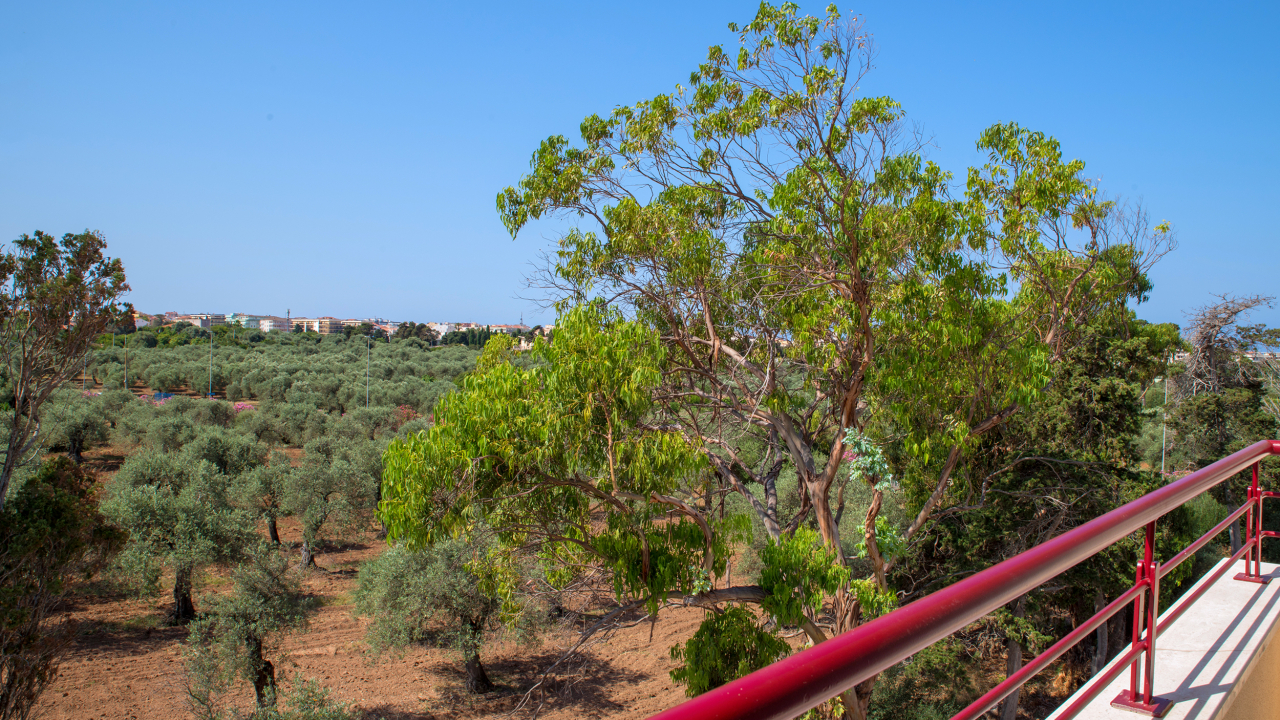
[0,230,130,508]
[391,4,1170,715]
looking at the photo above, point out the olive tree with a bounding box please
[353,538,504,693]
[101,450,257,622]
[185,548,315,710]
[284,436,378,568]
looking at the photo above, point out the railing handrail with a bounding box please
[649,439,1280,720]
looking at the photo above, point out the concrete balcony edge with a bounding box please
[1047,558,1280,720]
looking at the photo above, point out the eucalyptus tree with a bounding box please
[373,4,1182,712]
[495,0,1167,660]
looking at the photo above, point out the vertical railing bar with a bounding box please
[1144,522,1159,705]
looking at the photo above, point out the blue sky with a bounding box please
[2,1,1276,328]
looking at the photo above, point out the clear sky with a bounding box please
[2,1,1276,328]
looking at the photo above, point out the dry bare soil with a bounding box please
[38,450,704,720]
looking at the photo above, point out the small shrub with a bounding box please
[669,605,790,697]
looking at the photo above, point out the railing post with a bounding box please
[1235,462,1270,585]
[1111,521,1171,716]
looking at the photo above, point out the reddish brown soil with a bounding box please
[38,479,704,720]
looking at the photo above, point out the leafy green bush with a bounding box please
[0,458,122,720]
[669,606,790,697]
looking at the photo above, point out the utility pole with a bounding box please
[366,335,371,409]
[208,328,214,397]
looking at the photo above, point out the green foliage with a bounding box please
[185,549,316,711]
[233,451,292,543]
[100,449,257,619]
[668,606,790,697]
[284,436,379,565]
[89,328,477,420]
[382,306,712,615]
[757,527,849,626]
[867,639,977,720]
[353,539,501,657]
[843,429,893,489]
[0,458,122,720]
[40,390,110,463]
[353,538,509,693]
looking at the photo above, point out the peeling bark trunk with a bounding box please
[863,489,887,589]
[171,567,196,624]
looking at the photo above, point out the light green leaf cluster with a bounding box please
[668,605,790,697]
[757,527,849,626]
[380,305,717,612]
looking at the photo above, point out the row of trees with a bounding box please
[85,331,477,415]
[36,384,525,712]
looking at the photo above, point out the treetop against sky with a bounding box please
[2,0,1275,327]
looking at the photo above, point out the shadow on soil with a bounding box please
[420,650,650,718]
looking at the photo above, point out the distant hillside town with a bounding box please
[130,311,547,345]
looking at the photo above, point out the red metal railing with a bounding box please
[649,439,1280,720]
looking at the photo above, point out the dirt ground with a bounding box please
[38,447,706,720]
[38,442,1080,720]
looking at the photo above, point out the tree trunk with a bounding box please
[1091,590,1109,676]
[300,537,315,568]
[1224,484,1243,553]
[248,636,277,707]
[266,516,280,544]
[1000,595,1028,720]
[464,650,493,694]
[171,567,196,624]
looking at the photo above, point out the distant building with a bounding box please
[491,324,531,334]
[227,313,265,329]
[292,317,343,334]
[426,322,454,336]
[258,316,292,333]
[184,313,226,328]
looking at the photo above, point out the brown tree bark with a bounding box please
[171,567,196,624]
[248,636,277,707]
[999,595,1028,720]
